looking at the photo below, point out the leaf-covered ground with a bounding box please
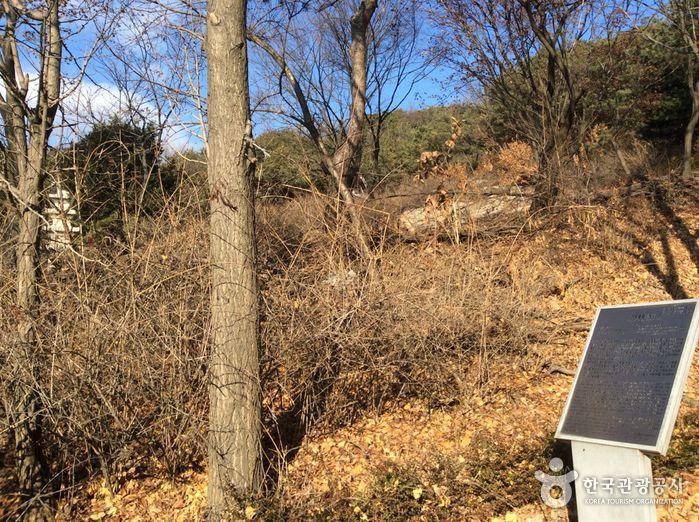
[3,184,699,521]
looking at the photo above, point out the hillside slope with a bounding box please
[2,177,698,521]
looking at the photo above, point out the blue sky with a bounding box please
[10,0,658,153]
[40,0,460,153]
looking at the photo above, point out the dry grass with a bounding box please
[0,167,553,516]
[2,139,697,519]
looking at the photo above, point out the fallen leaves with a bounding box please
[36,192,699,520]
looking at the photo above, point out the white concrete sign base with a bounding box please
[571,440,656,521]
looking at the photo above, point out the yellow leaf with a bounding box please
[354,506,369,521]
[412,487,423,500]
[245,505,257,520]
[349,462,364,476]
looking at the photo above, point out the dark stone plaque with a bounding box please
[557,301,698,449]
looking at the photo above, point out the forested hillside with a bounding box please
[1,1,699,521]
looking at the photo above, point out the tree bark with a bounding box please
[331,0,377,190]
[3,3,63,518]
[371,136,380,172]
[206,0,262,517]
[519,1,583,207]
[13,131,53,521]
[248,3,377,261]
[326,0,378,261]
[397,193,532,239]
[683,55,699,179]
[369,117,382,172]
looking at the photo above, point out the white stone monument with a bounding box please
[44,184,80,251]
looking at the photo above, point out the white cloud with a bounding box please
[0,64,202,154]
[57,79,201,153]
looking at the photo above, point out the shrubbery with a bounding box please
[64,118,180,236]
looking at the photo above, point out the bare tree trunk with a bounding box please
[331,0,377,189]
[371,139,380,172]
[206,0,262,517]
[2,2,63,517]
[325,0,378,261]
[248,3,377,261]
[366,112,383,173]
[683,56,699,179]
[520,1,583,207]
[12,130,53,521]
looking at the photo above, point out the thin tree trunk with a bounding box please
[370,118,382,172]
[371,142,380,171]
[9,3,62,515]
[206,0,262,517]
[521,1,581,208]
[683,56,699,179]
[331,0,377,189]
[248,3,376,261]
[319,156,373,260]
[14,132,52,521]
[530,142,560,212]
[324,0,377,262]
